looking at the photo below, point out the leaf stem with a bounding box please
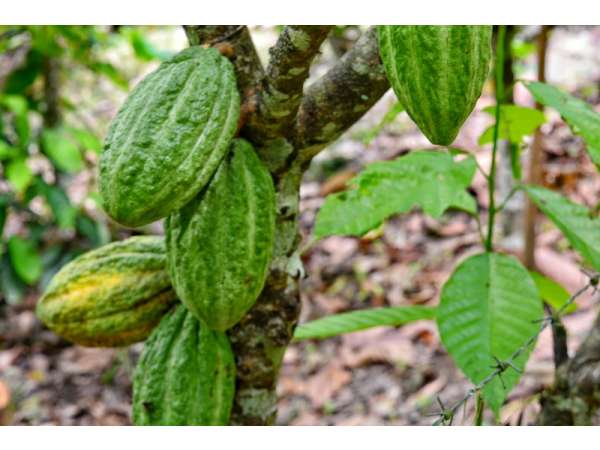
[485,25,506,252]
[474,393,485,425]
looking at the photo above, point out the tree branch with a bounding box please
[292,26,390,161]
[245,26,332,145]
[183,25,264,105]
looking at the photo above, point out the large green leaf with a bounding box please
[524,81,600,166]
[294,306,436,341]
[7,236,42,285]
[479,104,546,145]
[525,185,600,271]
[530,271,576,314]
[314,151,477,239]
[437,253,542,415]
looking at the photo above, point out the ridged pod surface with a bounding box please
[99,46,240,227]
[166,139,276,331]
[36,236,176,347]
[132,305,236,425]
[378,25,492,145]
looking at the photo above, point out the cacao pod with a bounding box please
[166,139,276,331]
[36,236,177,347]
[378,25,492,145]
[132,305,236,425]
[99,46,240,227]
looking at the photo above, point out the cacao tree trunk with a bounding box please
[183,25,389,425]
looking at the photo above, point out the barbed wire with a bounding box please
[431,271,599,426]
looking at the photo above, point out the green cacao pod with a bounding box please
[132,305,236,425]
[378,25,492,145]
[166,139,276,331]
[99,46,240,227]
[36,236,177,347]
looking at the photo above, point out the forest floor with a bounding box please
[1,26,600,426]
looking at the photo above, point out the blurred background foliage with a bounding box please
[0,26,179,305]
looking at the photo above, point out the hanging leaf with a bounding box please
[314,151,477,239]
[479,105,545,146]
[41,128,84,173]
[5,158,33,194]
[294,306,436,341]
[437,252,542,415]
[529,271,576,314]
[7,236,42,285]
[525,185,600,271]
[524,81,600,166]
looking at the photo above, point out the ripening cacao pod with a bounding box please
[132,305,236,425]
[36,236,177,347]
[378,25,492,145]
[99,46,240,227]
[166,139,276,331]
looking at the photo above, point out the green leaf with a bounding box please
[524,185,600,271]
[437,252,543,415]
[315,151,477,239]
[0,253,26,305]
[294,306,436,341]
[39,181,77,230]
[89,62,128,89]
[0,194,8,237]
[479,105,545,145]
[0,94,30,146]
[5,158,33,193]
[7,236,42,284]
[524,81,600,166]
[67,126,102,153]
[529,271,576,314]
[0,140,19,160]
[41,128,84,173]
[127,28,172,61]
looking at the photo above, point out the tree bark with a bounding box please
[245,25,332,143]
[293,26,390,162]
[538,311,600,425]
[184,25,390,425]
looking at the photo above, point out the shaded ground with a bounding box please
[2,26,600,426]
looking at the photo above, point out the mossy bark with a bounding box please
[184,25,389,425]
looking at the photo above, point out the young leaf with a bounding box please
[437,253,542,415]
[529,271,576,314]
[293,306,436,341]
[314,151,477,239]
[524,185,600,271]
[524,81,600,166]
[5,158,33,194]
[7,236,42,285]
[478,105,545,146]
[41,128,84,173]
